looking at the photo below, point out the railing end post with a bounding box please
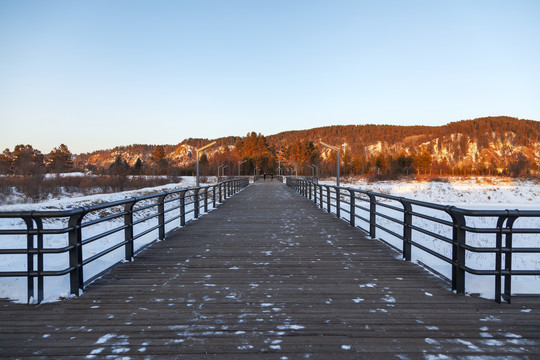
[68,211,86,298]
[446,206,466,295]
[399,197,412,262]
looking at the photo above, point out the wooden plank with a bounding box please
[0,180,539,358]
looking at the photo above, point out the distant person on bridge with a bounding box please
[263,172,267,181]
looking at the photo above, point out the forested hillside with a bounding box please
[267,116,540,176]
[1,116,538,178]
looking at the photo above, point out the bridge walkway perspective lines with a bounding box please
[1,180,539,358]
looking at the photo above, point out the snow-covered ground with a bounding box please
[318,177,540,300]
[0,176,222,303]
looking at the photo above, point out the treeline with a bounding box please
[2,116,539,180]
[92,145,191,177]
[0,144,73,175]
[0,144,189,177]
[179,116,539,178]
[267,116,540,151]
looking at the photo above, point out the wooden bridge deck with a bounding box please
[1,180,539,359]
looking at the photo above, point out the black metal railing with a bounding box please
[0,178,249,304]
[287,177,540,303]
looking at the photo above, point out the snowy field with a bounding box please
[318,177,540,300]
[0,176,221,303]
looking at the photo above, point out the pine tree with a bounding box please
[133,157,143,175]
[12,144,44,176]
[0,149,12,174]
[151,146,169,175]
[49,144,73,173]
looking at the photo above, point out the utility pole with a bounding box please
[284,159,298,178]
[238,160,247,176]
[196,141,216,187]
[319,141,340,186]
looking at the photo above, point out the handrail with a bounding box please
[286,177,540,304]
[0,178,250,304]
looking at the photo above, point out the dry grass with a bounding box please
[0,175,182,204]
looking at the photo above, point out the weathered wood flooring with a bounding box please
[1,180,539,359]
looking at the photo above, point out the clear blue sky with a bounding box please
[1,0,539,154]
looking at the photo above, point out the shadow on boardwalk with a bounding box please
[1,180,539,358]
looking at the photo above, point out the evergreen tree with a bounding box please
[49,144,73,173]
[151,145,169,175]
[133,157,143,175]
[12,144,44,176]
[109,156,130,191]
[0,149,12,174]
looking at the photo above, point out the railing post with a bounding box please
[400,198,412,261]
[503,210,518,304]
[313,182,317,204]
[124,200,136,260]
[308,181,312,200]
[336,187,341,219]
[203,187,209,213]
[326,186,331,213]
[158,194,166,241]
[219,182,223,203]
[348,188,356,227]
[33,217,44,304]
[179,190,187,227]
[22,216,35,304]
[212,185,217,208]
[68,211,85,298]
[349,189,355,227]
[319,185,323,209]
[495,215,505,303]
[368,193,376,238]
[447,206,466,295]
[194,188,201,219]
